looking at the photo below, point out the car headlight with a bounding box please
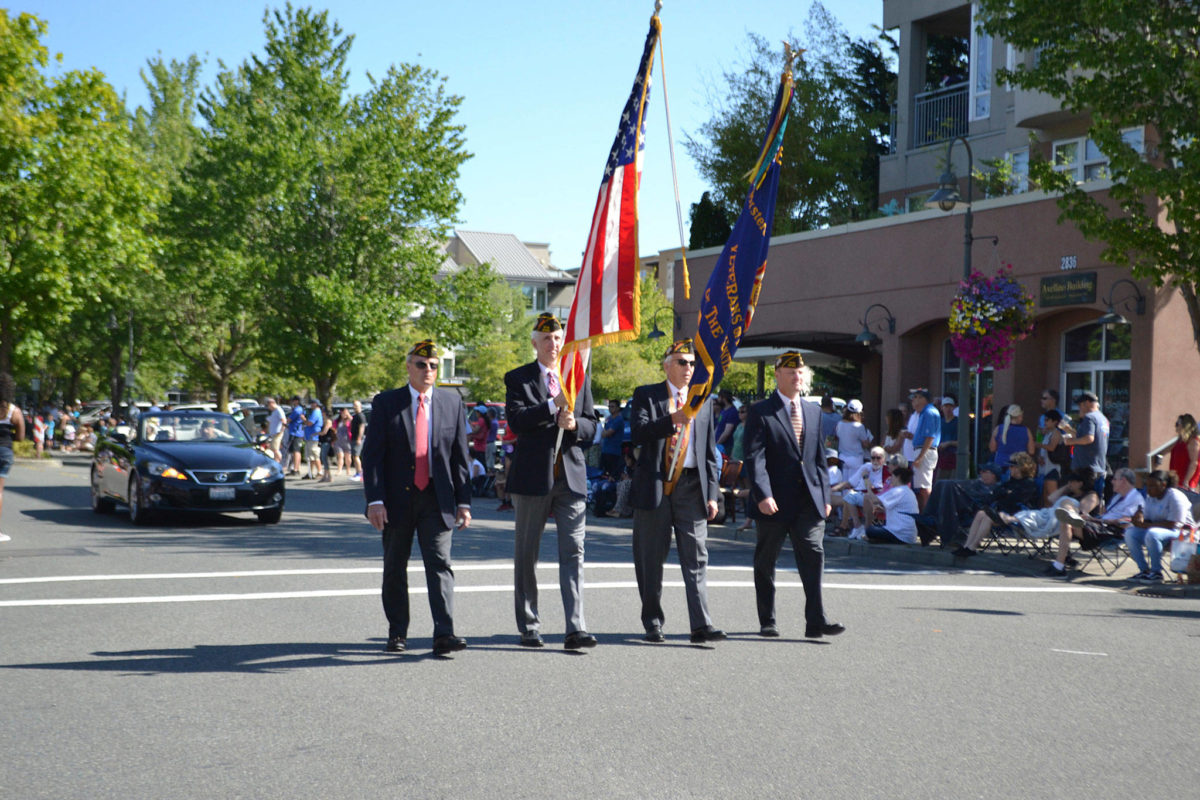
[250,463,281,481]
[147,462,188,480]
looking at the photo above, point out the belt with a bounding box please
[679,467,699,477]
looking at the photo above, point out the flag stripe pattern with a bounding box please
[560,15,660,406]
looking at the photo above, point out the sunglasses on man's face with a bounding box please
[413,360,439,370]
[674,358,695,367]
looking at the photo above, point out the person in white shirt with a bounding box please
[1046,466,1145,577]
[862,466,919,544]
[1123,469,1195,582]
[264,397,286,463]
[830,445,886,534]
[835,399,873,475]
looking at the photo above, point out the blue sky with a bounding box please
[15,0,885,269]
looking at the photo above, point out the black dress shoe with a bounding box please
[805,623,846,639]
[759,624,780,637]
[564,631,598,650]
[432,635,467,655]
[385,636,406,653]
[690,625,727,644]
[643,627,665,643]
[519,631,544,648]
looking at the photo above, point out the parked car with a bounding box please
[90,410,285,524]
[231,405,271,433]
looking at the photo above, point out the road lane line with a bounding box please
[1050,648,1109,656]
[0,579,1112,607]
[0,563,992,585]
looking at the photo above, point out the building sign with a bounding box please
[1040,271,1097,307]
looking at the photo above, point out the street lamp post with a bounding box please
[929,136,978,480]
[646,307,683,341]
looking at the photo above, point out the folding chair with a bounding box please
[1070,530,1130,576]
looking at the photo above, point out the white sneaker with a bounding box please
[0,532,11,542]
[849,526,866,540]
[1054,506,1084,526]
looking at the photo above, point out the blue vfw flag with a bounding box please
[682,61,796,415]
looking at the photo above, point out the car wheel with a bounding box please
[128,473,154,525]
[91,467,115,514]
[256,507,283,524]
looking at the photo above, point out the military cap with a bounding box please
[664,339,695,358]
[774,351,805,369]
[533,312,562,333]
[408,340,439,359]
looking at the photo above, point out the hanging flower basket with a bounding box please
[948,264,1035,371]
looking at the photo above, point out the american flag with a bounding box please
[559,15,660,407]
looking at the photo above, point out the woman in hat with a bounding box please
[835,398,873,475]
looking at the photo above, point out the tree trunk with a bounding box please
[1179,281,1200,357]
[0,312,12,377]
[215,378,230,413]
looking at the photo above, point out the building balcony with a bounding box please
[911,81,967,149]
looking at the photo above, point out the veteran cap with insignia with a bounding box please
[532,312,562,333]
[774,351,805,369]
[664,339,694,358]
[407,340,439,359]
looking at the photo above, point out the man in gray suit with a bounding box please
[629,339,725,644]
[362,340,472,657]
[743,351,844,640]
[504,313,599,650]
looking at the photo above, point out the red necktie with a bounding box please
[547,370,559,398]
[414,394,429,490]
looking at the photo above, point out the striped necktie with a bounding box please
[790,399,804,448]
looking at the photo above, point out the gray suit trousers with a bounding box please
[512,476,587,634]
[632,471,713,632]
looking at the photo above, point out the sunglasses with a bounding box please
[871,455,884,460]
[413,360,440,370]
[675,358,695,367]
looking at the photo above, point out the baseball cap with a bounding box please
[847,399,863,413]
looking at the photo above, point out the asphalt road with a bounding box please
[2,458,1198,799]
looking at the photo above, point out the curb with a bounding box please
[14,458,62,469]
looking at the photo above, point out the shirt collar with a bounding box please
[776,389,801,409]
[408,384,432,403]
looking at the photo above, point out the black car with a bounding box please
[91,411,286,524]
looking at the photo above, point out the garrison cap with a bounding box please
[664,339,694,358]
[774,351,805,369]
[533,312,562,333]
[408,340,439,359]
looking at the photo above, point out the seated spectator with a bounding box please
[831,446,887,534]
[971,469,1100,551]
[1045,467,1144,576]
[862,466,919,544]
[825,448,844,488]
[951,453,1041,556]
[470,457,488,496]
[1036,408,1072,505]
[988,404,1035,469]
[921,463,1003,547]
[1124,469,1195,583]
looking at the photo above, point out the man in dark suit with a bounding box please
[362,340,472,656]
[505,312,599,650]
[630,340,725,644]
[743,351,844,640]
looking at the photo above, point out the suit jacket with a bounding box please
[361,385,471,530]
[629,382,719,510]
[503,361,598,497]
[744,393,831,521]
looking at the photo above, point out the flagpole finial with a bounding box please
[782,40,806,73]
[654,0,663,14]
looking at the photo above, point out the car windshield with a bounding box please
[139,414,251,444]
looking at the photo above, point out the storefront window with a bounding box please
[942,340,993,471]
[1062,321,1131,469]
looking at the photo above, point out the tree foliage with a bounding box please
[977,0,1200,351]
[685,3,895,235]
[0,10,159,378]
[687,191,731,250]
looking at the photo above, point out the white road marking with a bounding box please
[0,578,1112,608]
[0,563,992,585]
[1050,648,1109,656]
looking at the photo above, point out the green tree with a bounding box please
[685,3,896,234]
[0,11,159,378]
[189,5,474,409]
[687,191,731,250]
[977,0,1200,351]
